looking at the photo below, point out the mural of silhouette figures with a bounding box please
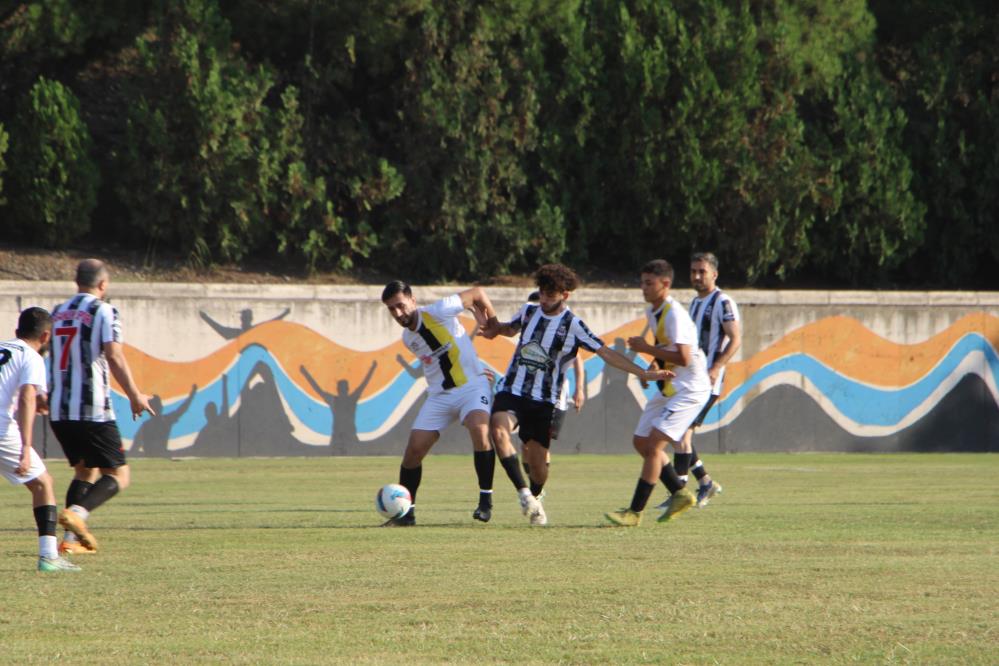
[191,374,237,456]
[559,337,644,453]
[132,384,198,457]
[199,308,290,340]
[300,361,377,456]
[237,359,317,456]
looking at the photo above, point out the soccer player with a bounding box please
[481,264,668,526]
[49,259,154,553]
[605,259,711,527]
[662,252,741,508]
[1,307,80,571]
[381,281,500,526]
[519,290,585,486]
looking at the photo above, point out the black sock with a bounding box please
[629,479,656,512]
[473,450,495,493]
[674,453,693,478]
[659,463,683,493]
[499,454,528,491]
[399,464,422,504]
[66,479,93,507]
[79,475,120,512]
[33,505,57,536]
[530,481,545,498]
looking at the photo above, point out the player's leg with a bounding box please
[606,433,669,526]
[60,423,130,548]
[651,392,709,522]
[25,471,79,572]
[489,393,542,523]
[60,463,99,553]
[463,408,495,522]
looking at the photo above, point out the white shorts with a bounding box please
[634,389,711,442]
[413,377,493,433]
[0,432,47,485]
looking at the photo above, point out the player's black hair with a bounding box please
[640,259,674,281]
[16,306,52,339]
[691,252,719,271]
[535,264,579,294]
[381,280,413,303]
[527,291,540,302]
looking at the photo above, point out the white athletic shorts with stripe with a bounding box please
[634,389,711,443]
[413,376,493,433]
[0,432,47,485]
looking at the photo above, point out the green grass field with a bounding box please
[2,453,997,664]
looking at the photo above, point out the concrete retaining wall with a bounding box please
[3,281,997,457]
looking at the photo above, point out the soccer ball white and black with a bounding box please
[375,483,412,520]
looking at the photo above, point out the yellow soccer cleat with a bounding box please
[604,508,642,527]
[658,487,696,522]
[59,539,97,555]
[58,509,98,551]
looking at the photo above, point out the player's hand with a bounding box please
[15,449,32,476]
[627,336,652,353]
[35,392,50,416]
[573,390,585,412]
[479,320,500,340]
[641,368,674,383]
[708,365,721,386]
[131,394,156,419]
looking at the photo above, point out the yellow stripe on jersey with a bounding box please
[421,313,468,389]
[654,303,677,397]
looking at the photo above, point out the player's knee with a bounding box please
[107,467,130,491]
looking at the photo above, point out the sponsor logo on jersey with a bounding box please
[518,341,553,372]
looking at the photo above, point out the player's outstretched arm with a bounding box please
[596,345,674,383]
[104,341,155,419]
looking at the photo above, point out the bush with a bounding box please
[7,77,99,246]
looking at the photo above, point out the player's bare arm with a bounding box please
[627,336,694,368]
[458,286,499,331]
[104,340,155,418]
[709,319,742,384]
[596,345,673,383]
[15,383,37,476]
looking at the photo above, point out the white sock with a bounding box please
[69,505,90,521]
[518,487,531,499]
[39,535,58,559]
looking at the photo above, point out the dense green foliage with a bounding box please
[6,76,99,246]
[0,0,995,286]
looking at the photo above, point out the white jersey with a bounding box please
[501,304,603,405]
[49,293,122,422]
[402,294,485,395]
[646,295,710,397]
[0,338,47,439]
[689,288,740,394]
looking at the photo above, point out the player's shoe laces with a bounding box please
[658,488,696,522]
[38,555,81,572]
[58,509,98,550]
[604,508,642,527]
[59,539,97,555]
[473,504,492,523]
[696,481,722,508]
[381,508,416,527]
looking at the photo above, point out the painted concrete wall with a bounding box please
[3,281,997,457]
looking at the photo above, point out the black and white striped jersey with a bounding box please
[688,288,740,394]
[500,304,603,405]
[48,293,123,422]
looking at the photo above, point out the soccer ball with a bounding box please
[375,483,412,520]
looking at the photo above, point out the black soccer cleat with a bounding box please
[381,508,416,527]
[472,505,492,523]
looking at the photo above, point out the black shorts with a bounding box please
[492,391,557,449]
[690,393,720,429]
[51,420,127,469]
